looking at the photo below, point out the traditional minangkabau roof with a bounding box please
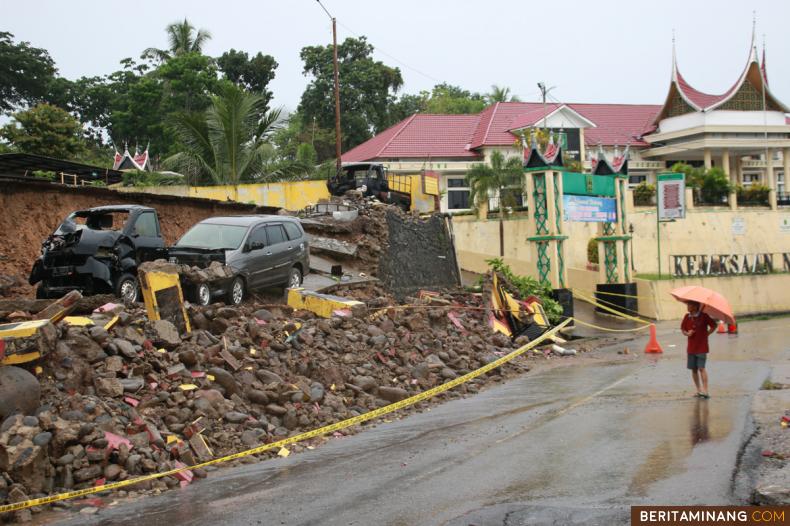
[591,144,629,176]
[523,131,564,169]
[654,33,789,123]
[112,144,151,171]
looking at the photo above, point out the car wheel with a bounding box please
[115,273,140,303]
[287,266,303,289]
[226,276,244,305]
[196,283,212,306]
[35,285,49,299]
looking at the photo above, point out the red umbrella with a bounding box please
[670,286,735,325]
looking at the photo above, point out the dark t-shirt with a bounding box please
[680,312,716,354]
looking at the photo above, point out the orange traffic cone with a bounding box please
[644,323,663,353]
[717,321,726,334]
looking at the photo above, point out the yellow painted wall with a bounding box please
[453,205,790,320]
[115,176,437,212]
[115,181,330,210]
[641,273,790,319]
[628,207,790,274]
[452,214,538,279]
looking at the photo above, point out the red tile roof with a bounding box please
[571,103,660,146]
[342,102,661,162]
[342,114,482,162]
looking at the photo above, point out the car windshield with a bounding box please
[176,223,248,250]
[55,211,130,235]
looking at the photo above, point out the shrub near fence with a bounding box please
[737,184,770,206]
[633,182,655,206]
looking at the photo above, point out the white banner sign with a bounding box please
[657,173,685,220]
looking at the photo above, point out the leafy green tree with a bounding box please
[0,32,57,113]
[143,19,212,63]
[217,49,278,109]
[424,83,486,114]
[298,37,403,150]
[387,92,428,123]
[465,150,524,256]
[296,142,317,168]
[671,162,732,204]
[164,84,297,185]
[486,85,521,104]
[272,110,336,164]
[1,103,85,159]
[157,52,219,112]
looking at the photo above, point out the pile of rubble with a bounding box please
[301,198,461,296]
[0,286,584,521]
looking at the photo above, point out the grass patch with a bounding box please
[635,273,676,281]
[761,379,787,390]
[736,312,790,323]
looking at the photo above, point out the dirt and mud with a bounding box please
[0,179,279,297]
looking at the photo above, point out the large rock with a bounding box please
[95,377,123,397]
[0,443,49,493]
[115,326,146,345]
[152,320,181,348]
[352,376,378,392]
[255,370,283,385]
[69,334,107,363]
[208,368,239,396]
[224,412,249,424]
[377,386,409,403]
[0,367,40,419]
[74,464,102,482]
[112,338,137,359]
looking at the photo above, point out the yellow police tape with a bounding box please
[571,289,651,325]
[0,319,571,514]
[566,317,651,333]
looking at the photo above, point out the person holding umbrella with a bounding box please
[671,286,736,400]
[680,301,717,398]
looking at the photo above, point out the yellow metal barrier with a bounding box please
[287,288,366,318]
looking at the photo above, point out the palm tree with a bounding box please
[466,150,524,256]
[143,19,212,62]
[164,84,287,186]
[487,85,521,104]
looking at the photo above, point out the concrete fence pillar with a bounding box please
[767,148,777,210]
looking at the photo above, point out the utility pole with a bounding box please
[317,0,342,172]
[537,82,555,133]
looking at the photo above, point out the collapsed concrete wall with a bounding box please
[0,177,279,296]
[378,210,461,298]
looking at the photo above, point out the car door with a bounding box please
[262,223,291,285]
[128,211,165,262]
[241,224,275,289]
[282,220,308,265]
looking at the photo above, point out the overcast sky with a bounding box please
[4,0,789,114]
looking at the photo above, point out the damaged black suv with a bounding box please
[29,205,165,302]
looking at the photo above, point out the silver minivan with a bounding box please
[169,215,310,305]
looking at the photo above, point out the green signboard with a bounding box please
[562,172,615,197]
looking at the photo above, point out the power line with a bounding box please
[330,17,443,84]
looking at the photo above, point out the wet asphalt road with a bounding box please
[51,317,787,526]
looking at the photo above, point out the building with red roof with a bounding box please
[342,34,790,212]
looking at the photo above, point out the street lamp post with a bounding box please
[317,0,342,173]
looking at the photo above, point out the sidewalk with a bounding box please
[751,361,790,505]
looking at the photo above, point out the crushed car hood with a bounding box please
[167,246,227,268]
[43,228,123,256]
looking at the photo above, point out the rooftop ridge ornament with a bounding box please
[112,141,152,172]
[592,144,629,176]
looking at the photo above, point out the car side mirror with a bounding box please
[248,241,265,251]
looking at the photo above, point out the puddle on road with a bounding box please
[627,399,733,497]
